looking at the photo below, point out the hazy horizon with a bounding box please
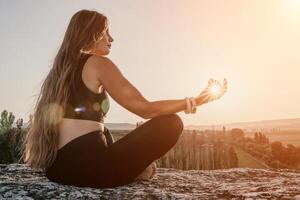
[1,0,300,125]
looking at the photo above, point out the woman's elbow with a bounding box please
[139,102,155,119]
[139,110,152,120]
[141,113,155,120]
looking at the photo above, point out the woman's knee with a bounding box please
[151,113,184,141]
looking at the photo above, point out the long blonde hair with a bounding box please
[21,9,108,170]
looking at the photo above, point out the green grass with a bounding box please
[234,147,269,169]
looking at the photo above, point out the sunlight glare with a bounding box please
[209,83,222,97]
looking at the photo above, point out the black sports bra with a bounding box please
[64,55,109,122]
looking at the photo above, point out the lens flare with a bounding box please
[93,102,101,111]
[101,99,110,113]
[74,106,86,113]
[42,103,64,125]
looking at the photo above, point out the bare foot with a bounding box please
[135,162,157,181]
[149,162,157,179]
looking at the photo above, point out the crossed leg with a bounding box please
[104,113,184,187]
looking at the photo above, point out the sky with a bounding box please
[0,0,299,126]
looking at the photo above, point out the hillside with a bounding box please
[186,117,300,132]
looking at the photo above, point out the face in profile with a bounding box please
[90,26,114,56]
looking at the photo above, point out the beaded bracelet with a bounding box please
[184,97,192,114]
[189,97,197,114]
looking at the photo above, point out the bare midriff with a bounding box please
[58,118,104,150]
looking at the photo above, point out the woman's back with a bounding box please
[58,55,109,150]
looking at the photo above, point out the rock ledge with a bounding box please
[1,164,300,199]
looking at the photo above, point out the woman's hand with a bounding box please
[196,78,228,105]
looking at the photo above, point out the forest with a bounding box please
[1,109,300,170]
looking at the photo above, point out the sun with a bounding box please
[209,83,223,97]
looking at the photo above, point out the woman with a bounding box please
[22,9,227,188]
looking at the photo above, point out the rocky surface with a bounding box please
[1,164,300,199]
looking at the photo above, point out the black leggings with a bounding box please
[45,113,184,188]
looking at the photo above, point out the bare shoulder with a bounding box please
[84,55,150,119]
[86,55,124,81]
[87,55,116,69]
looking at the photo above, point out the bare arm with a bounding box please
[89,56,205,119]
[146,96,207,118]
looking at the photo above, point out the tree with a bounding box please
[0,110,15,135]
[16,118,23,129]
[258,132,263,143]
[230,128,245,138]
[271,141,285,162]
[285,144,297,166]
[228,146,238,167]
[254,132,259,142]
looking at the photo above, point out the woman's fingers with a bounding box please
[223,78,228,92]
[202,78,228,103]
[208,78,214,86]
[223,78,227,87]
